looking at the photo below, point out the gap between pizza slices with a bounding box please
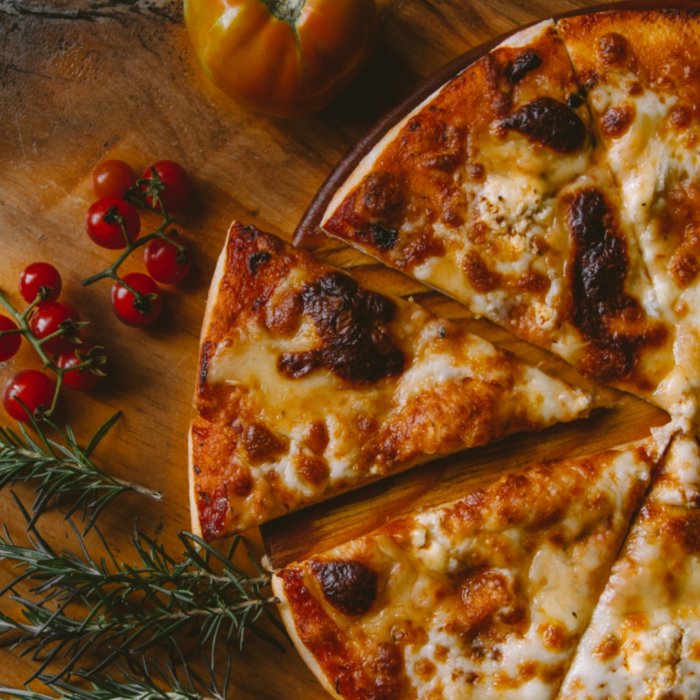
[273,434,669,700]
[559,433,700,699]
[189,222,596,537]
[319,11,700,427]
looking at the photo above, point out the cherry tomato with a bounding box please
[56,348,103,392]
[0,316,21,362]
[19,262,62,303]
[3,369,55,422]
[29,301,81,354]
[185,0,378,117]
[144,232,192,284]
[111,273,163,327]
[142,161,192,212]
[92,159,137,199]
[86,197,141,250]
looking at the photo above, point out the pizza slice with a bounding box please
[558,9,700,423]
[273,438,661,699]
[558,434,700,699]
[318,19,682,415]
[189,222,595,537]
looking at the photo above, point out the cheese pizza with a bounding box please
[273,439,660,700]
[189,222,594,536]
[559,434,700,699]
[319,16,695,419]
[559,9,700,424]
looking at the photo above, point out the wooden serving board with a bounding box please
[0,0,678,696]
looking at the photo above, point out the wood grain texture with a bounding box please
[0,0,668,695]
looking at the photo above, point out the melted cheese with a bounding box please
[559,434,700,699]
[276,440,657,700]
[205,279,592,499]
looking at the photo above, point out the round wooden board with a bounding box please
[0,0,674,696]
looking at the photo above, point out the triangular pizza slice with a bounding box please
[319,18,685,416]
[273,438,660,699]
[558,9,700,424]
[558,433,700,699]
[189,222,595,537]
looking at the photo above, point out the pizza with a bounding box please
[273,438,661,700]
[559,433,700,699]
[191,8,700,698]
[558,9,700,424]
[189,222,594,536]
[318,14,698,421]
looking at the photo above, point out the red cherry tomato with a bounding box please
[86,197,141,250]
[56,348,102,392]
[111,273,163,327]
[0,315,21,362]
[29,301,81,354]
[144,232,192,284]
[3,369,55,421]
[142,161,192,212]
[92,159,137,199]
[19,262,62,303]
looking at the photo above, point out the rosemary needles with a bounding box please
[0,411,161,530]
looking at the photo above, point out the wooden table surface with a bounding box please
[0,0,668,696]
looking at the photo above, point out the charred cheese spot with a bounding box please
[277,272,404,384]
[594,633,622,660]
[230,469,254,497]
[460,569,512,631]
[310,559,378,616]
[601,104,635,138]
[369,223,400,251]
[398,231,446,270]
[664,511,700,553]
[372,642,405,693]
[504,49,543,84]
[668,224,700,288]
[264,291,303,336]
[501,97,587,153]
[305,421,329,455]
[244,423,287,464]
[597,32,627,65]
[247,251,272,275]
[517,271,550,293]
[669,105,693,130]
[297,454,330,487]
[462,251,501,292]
[198,483,229,541]
[567,188,667,382]
[413,657,436,681]
[467,162,486,181]
[358,171,403,218]
[538,622,569,651]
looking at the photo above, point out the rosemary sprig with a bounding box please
[0,412,161,531]
[0,661,213,699]
[0,500,280,690]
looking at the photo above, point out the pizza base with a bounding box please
[272,437,663,699]
[272,574,344,700]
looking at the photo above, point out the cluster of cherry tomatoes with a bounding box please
[86,159,193,327]
[1,263,103,421]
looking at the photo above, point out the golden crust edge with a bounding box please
[188,223,236,540]
[319,19,555,230]
[187,423,203,539]
[271,573,343,700]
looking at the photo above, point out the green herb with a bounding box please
[0,411,161,531]
[0,496,280,695]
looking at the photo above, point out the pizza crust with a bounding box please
[272,574,344,700]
